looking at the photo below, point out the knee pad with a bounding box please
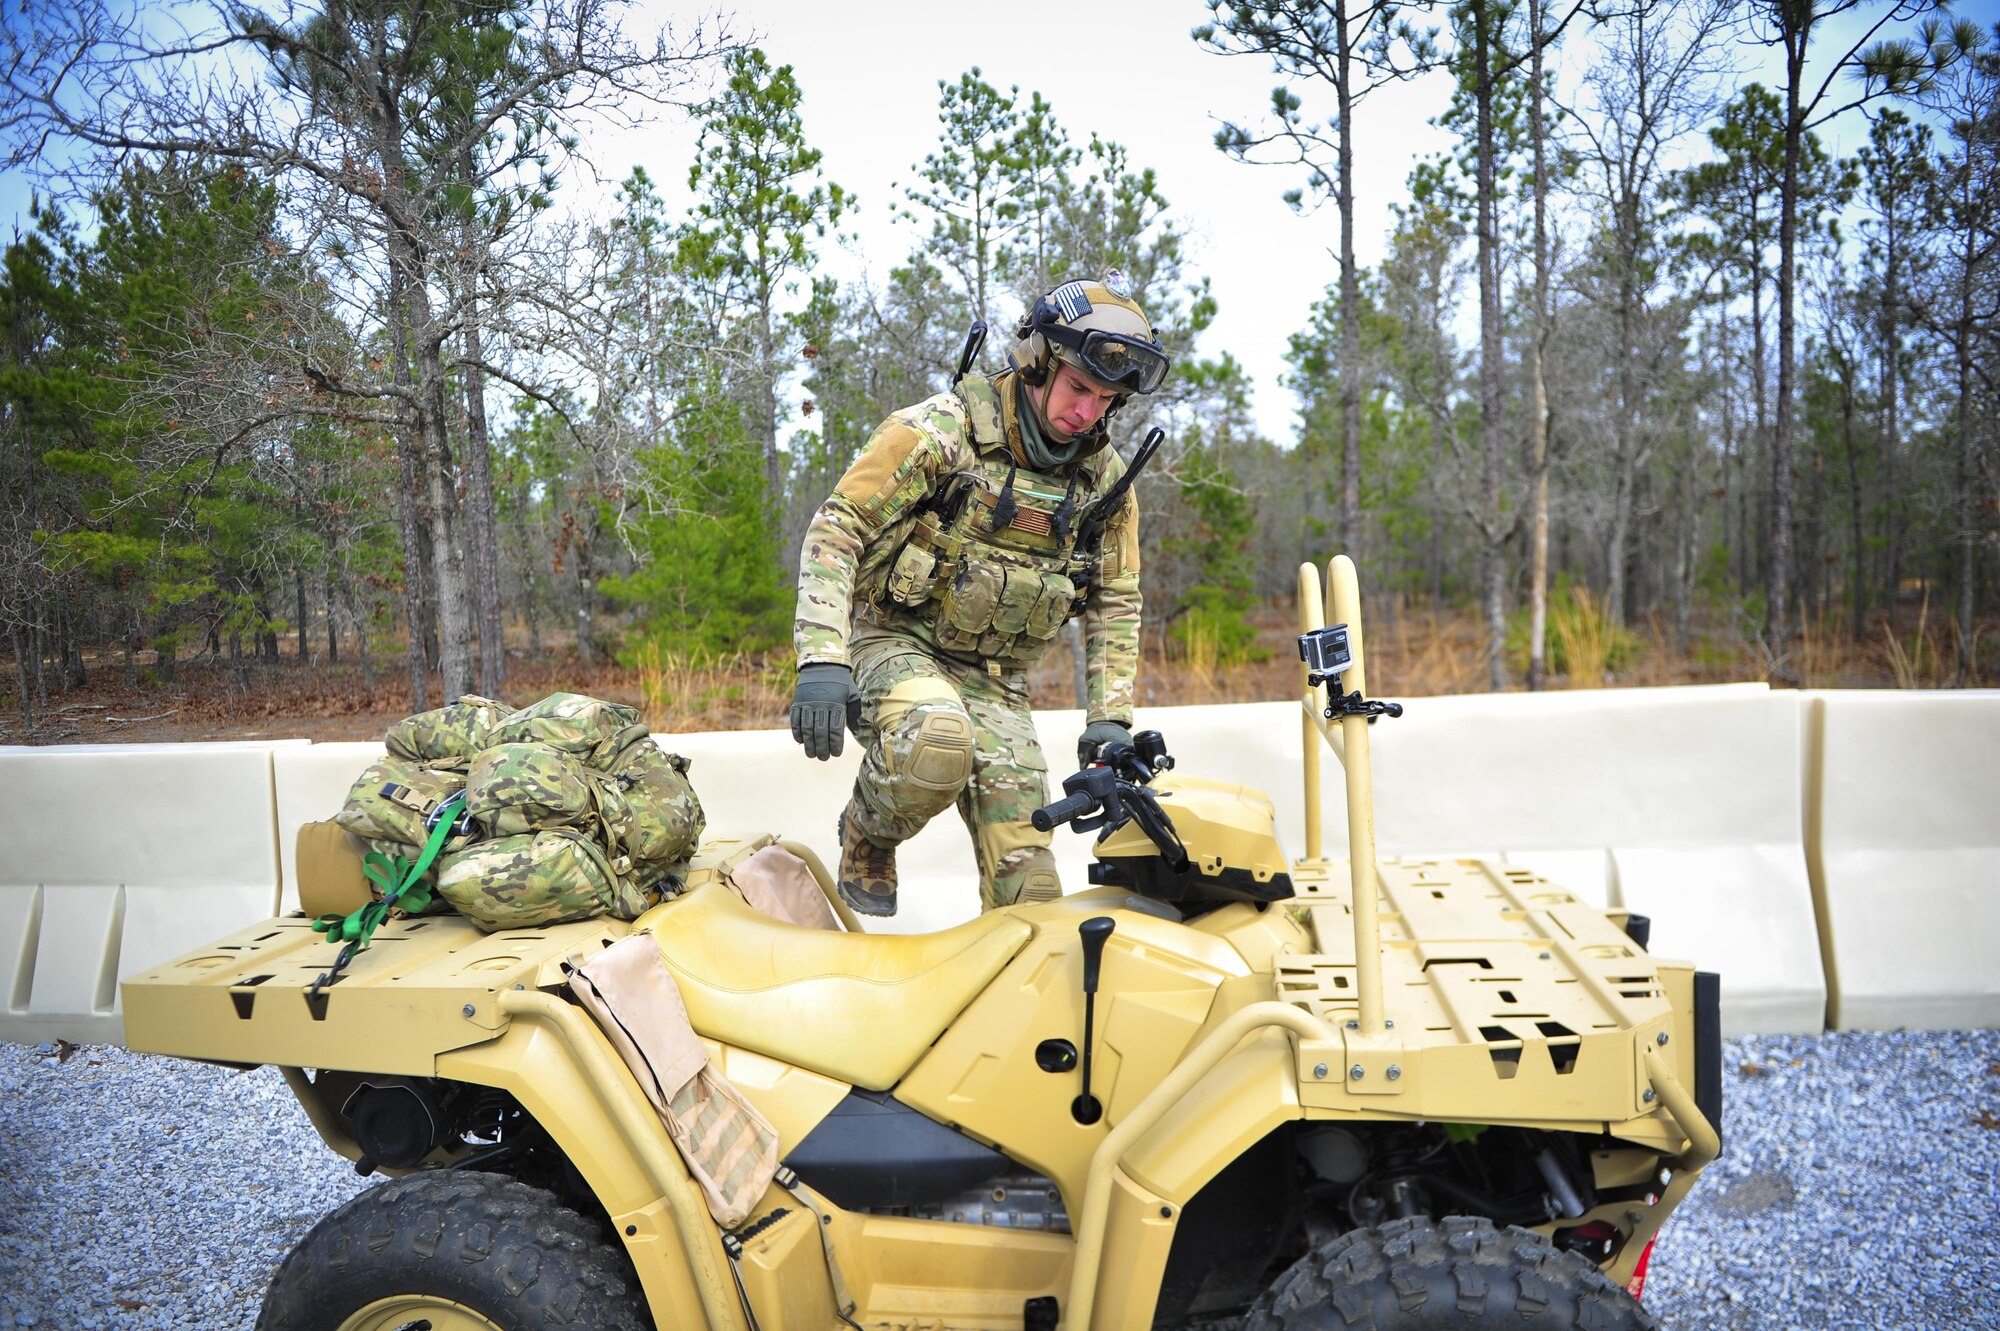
[1016,868,1062,904]
[890,703,975,794]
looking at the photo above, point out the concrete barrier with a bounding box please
[2,685,1990,1045]
[0,745,286,1044]
[1806,690,2000,1030]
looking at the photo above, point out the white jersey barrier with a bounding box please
[0,740,305,1045]
[0,688,1993,1045]
[1806,690,2000,1031]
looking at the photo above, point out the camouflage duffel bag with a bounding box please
[434,828,656,932]
[491,692,643,768]
[463,742,599,838]
[334,755,479,852]
[329,692,706,934]
[385,694,513,768]
[593,730,705,893]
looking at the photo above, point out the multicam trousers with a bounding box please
[845,627,1061,912]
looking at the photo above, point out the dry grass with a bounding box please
[634,641,793,735]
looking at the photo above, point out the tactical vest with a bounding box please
[864,379,1115,667]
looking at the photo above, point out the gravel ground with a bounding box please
[1,1029,1995,1330]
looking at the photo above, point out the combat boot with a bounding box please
[837,801,899,917]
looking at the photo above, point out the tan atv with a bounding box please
[122,557,1719,1331]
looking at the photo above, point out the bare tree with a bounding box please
[2,0,730,703]
[1198,1,1437,565]
[1744,0,1944,681]
[1569,0,1731,629]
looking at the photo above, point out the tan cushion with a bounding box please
[727,844,840,931]
[295,821,373,918]
[569,934,778,1228]
[641,884,1032,1091]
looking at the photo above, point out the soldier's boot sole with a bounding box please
[837,806,899,917]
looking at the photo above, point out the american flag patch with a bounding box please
[1050,281,1092,322]
[1011,508,1054,536]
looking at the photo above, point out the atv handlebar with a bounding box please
[1032,792,1095,832]
[1031,733,1191,872]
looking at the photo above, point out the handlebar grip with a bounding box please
[1032,792,1096,832]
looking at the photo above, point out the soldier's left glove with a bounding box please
[791,663,862,761]
[1077,719,1131,769]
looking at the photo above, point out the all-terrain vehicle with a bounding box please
[123,557,1720,1331]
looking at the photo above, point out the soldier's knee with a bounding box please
[878,677,974,795]
[898,705,975,792]
[1015,867,1062,904]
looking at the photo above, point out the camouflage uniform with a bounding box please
[795,367,1142,909]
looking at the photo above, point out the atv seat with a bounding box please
[640,884,1032,1092]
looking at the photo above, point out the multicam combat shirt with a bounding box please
[794,369,1141,725]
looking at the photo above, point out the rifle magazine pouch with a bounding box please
[568,935,779,1229]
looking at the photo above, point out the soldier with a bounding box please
[790,274,1171,917]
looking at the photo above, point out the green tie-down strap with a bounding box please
[310,791,466,994]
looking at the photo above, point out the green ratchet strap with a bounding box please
[309,791,467,997]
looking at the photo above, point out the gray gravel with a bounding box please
[1,1029,1995,1329]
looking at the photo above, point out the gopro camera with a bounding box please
[1297,624,1353,680]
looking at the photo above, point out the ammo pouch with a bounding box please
[879,449,1103,659]
[568,934,780,1229]
[934,560,1076,655]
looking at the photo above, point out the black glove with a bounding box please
[791,663,862,761]
[1077,719,1131,769]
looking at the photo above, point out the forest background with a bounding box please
[0,0,1994,746]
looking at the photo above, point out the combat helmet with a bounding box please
[1011,271,1171,397]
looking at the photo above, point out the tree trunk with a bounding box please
[509,473,544,660]
[1766,26,1805,682]
[402,255,475,701]
[462,311,506,695]
[295,566,309,661]
[572,505,598,667]
[1336,0,1363,559]
[1840,368,1866,641]
[1607,187,1640,627]
[1526,0,1551,692]
[9,625,31,733]
[1474,1,1508,691]
[388,268,432,713]
[324,570,339,663]
[1954,222,1975,686]
[1675,444,1696,655]
[1748,262,1768,593]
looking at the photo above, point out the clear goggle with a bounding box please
[1037,317,1171,395]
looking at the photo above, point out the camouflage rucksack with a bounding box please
[336,692,705,933]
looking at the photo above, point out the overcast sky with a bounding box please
[583,0,1906,441]
[1,1,1907,443]
[617,0,1462,441]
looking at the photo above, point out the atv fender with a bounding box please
[433,991,751,1331]
[1073,1001,1331,1331]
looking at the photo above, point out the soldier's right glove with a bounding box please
[791,663,862,761]
[1077,719,1131,769]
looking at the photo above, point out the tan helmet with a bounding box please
[1010,271,1171,396]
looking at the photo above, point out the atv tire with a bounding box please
[256,1171,649,1331]
[1244,1215,1657,1330]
